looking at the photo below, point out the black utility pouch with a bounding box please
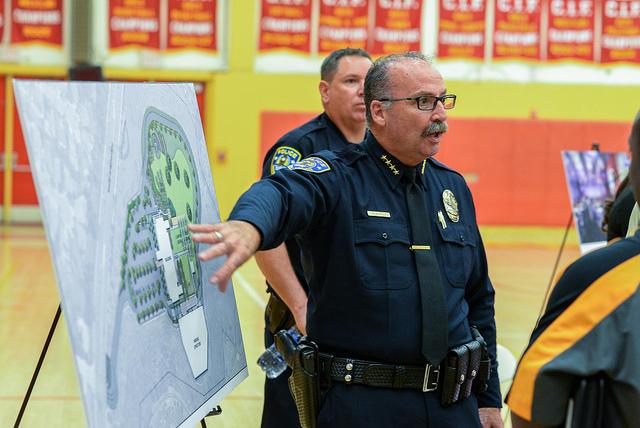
[266,292,295,334]
[441,344,469,406]
[462,340,482,399]
[470,326,490,393]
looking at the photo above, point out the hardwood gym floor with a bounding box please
[0,224,581,427]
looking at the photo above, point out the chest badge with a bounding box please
[442,189,460,223]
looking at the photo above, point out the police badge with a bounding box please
[442,189,460,223]
[270,146,302,174]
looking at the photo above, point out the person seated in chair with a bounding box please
[506,112,640,428]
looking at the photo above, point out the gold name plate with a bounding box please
[367,210,391,218]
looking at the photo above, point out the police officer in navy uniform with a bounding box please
[256,48,372,428]
[190,52,503,427]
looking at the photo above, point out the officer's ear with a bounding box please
[370,99,386,127]
[319,80,330,104]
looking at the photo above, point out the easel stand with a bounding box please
[537,142,601,322]
[536,212,574,325]
[200,406,223,427]
[14,304,62,428]
[14,303,221,428]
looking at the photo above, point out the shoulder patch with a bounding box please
[291,157,331,174]
[270,146,302,174]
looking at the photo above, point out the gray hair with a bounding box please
[364,52,433,125]
[320,48,372,82]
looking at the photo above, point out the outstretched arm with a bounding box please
[191,154,341,292]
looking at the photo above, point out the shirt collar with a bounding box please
[362,132,428,189]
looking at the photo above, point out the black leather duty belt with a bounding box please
[319,354,440,392]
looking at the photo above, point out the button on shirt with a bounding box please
[230,131,501,408]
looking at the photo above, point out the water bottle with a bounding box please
[257,326,301,379]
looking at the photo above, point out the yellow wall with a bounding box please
[209,1,640,218]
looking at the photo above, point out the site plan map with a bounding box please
[14,81,247,428]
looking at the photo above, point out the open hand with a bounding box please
[189,220,261,291]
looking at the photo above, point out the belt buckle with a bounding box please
[422,364,440,392]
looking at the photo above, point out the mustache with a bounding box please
[421,121,448,138]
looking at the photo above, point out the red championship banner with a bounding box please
[318,0,369,53]
[547,0,596,61]
[10,0,63,46]
[438,0,486,60]
[0,2,4,38]
[109,0,160,50]
[258,0,312,53]
[492,0,542,60]
[371,0,422,55]
[600,0,640,63]
[167,0,217,51]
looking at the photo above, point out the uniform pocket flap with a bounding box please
[354,220,410,246]
[437,223,477,247]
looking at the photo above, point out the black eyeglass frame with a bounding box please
[378,94,457,111]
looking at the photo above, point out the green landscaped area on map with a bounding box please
[148,122,196,221]
[117,110,204,328]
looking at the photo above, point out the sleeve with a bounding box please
[230,155,343,250]
[459,184,501,408]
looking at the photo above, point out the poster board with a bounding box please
[561,150,630,253]
[14,80,247,427]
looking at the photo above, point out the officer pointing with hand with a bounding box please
[256,48,372,428]
[190,52,503,428]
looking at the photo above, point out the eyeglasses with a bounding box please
[379,94,457,111]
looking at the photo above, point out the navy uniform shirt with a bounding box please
[260,113,352,292]
[231,132,501,408]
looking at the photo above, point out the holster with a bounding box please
[440,327,491,406]
[276,333,320,428]
[462,340,482,398]
[471,326,491,394]
[266,291,295,334]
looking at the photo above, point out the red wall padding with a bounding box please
[260,112,631,226]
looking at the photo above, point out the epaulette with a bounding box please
[427,157,464,179]
[324,143,366,166]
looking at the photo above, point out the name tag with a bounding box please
[367,210,391,218]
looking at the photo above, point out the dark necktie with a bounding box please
[404,167,448,364]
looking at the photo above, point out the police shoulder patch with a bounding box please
[270,146,302,174]
[291,157,331,174]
